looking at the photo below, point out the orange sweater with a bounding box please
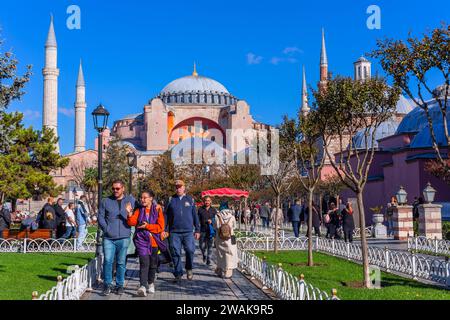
[127,205,165,248]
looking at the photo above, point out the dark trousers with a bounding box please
[56,223,65,239]
[199,232,213,262]
[344,228,354,243]
[261,217,269,228]
[169,232,195,277]
[139,249,158,287]
[307,226,321,237]
[61,226,76,239]
[292,221,300,237]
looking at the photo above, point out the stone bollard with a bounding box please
[298,274,305,300]
[392,205,414,240]
[32,291,39,300]
[418,204,443,240]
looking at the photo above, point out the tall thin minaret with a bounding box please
[319,28,328,92]
[74,60,86,152]
[42,15,60,153]
[301,66,310,117]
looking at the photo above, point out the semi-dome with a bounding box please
[410,121,449,148]
[155,67,238,106]
[352,119,399,149]
[161,75,229,95]
[395,94,414,115]
[396,99,450,134]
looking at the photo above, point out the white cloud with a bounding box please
[59,107,75,117]
[22,109,41,120]
[283,46,303,55]
[246,52,263,65]
[270,57,282,65]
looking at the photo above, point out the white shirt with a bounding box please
[65,209,75,227]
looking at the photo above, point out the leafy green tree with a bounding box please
[314,76,400,288]
[371,23,450,181]
[103,137,131,196]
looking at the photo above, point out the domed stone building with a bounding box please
[111,65,271,167]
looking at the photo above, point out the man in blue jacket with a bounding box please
[288,199,303,238]
[98,180,135,296]
[164,180,200,282]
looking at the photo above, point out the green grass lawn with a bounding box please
[0,253,94,300]
[254,250,450,300]
[87,226,97,235]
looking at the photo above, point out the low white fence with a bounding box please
[238,250,339,300]
[237,236,450,287]
[33,256,101,300]
[407,236,450,256]
[0,236,97,253]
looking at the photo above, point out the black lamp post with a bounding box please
[138,169,144,195]
[92,103,109,282]
[126,152,137,196]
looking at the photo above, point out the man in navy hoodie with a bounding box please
[164,180,200,282]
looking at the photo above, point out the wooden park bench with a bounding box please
[1,229,54,240]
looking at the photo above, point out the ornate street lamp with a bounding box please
[126,152,137,196]
[92,103,110,282]
[138,169,144,195]
[423,182,437,204]
[396,186,408,205]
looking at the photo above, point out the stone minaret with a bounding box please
[319,28,328,93]
[42,15,60,153]
[74,60,86,152]
[300,66,310,117]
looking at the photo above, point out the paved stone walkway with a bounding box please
[83,248,271,300]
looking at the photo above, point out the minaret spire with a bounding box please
[319,28,329,92]
[42,14,60,153]
[74,60,86,152]
[301,66,310,117]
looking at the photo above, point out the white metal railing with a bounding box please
[32,256,101,300]
[238,249,339,300]
[238,236,450,287]
[407,236,450,256]
[0,237,96,253]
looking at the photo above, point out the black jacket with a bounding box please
[38,203,57,230]
[305,206,321,228]
[0,208,11,231]
[197,206,217,234]
[341,208,355,230]
[54,204,66,225]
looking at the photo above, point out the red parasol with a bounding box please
[201,188,249,199]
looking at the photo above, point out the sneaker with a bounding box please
[206,260,211,266]
[148,283,155,294]
[102,285,112,296]
[173,275,182,283]
[137,286,147,297]
[115,286,124,295]
[202,255,206,263]
[187,269,193,280]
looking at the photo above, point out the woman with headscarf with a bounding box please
[214,202,238,279]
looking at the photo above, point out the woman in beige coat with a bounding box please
[214,207,238,278]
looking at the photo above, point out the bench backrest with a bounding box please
[1,229,53,239]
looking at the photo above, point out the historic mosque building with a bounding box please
[39,16,449,219]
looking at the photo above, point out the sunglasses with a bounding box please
[112,187,122,191]
[175,185,183,189]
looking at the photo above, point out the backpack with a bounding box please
[217,215,232,241]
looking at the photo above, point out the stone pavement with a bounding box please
[83,248,271,301]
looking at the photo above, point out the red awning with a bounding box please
[201,188,249,198]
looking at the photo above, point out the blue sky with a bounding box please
[1,0,449,155]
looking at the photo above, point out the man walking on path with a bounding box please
[75,195,91,249]
[288,199,302,238]
[259,202,271,228]
[54,198,66,238]
[197,196,217,265]
[98,180,135,296]
[164,180,200,282]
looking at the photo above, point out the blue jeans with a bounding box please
[77,224,87,249]
[62,226,76,239]
[261,217,269,228]
[103,237,130,288]
[169,232,195,277]
[292,221,300,237]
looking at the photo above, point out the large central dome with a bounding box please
[156,66,237,106]
[161,75,229,95]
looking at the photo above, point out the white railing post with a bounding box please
[435,237,438,255]
[415,237,418,252]
[346,242,350,260]
[446,262,450,287]
[332,239,335,255]
[298,274,305,300]
[411,253,417,280]
[315,236,319,251]
[56,275,64,300]
[266,237,269,251]
[74,238,77,253]
[385,246,390,272]
[23,238,27,254]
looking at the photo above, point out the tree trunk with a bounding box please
[274,194,280,254]
[307,190,314,266]
[356,191,371,288]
